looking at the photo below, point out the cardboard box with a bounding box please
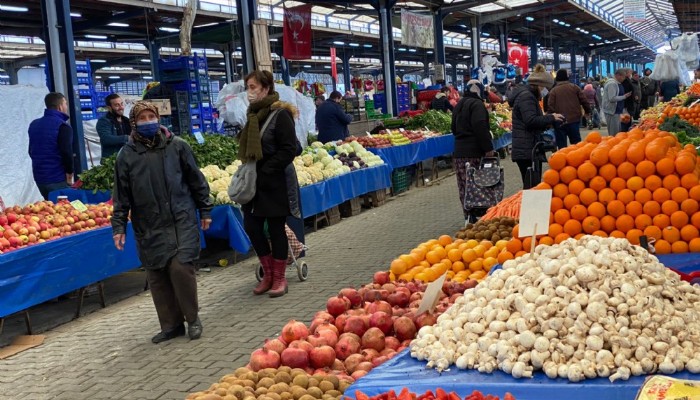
[149,99,172,116]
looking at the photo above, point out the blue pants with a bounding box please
[554,122,581,150]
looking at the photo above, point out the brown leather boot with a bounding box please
[268,258,288,297]
[253,255,274,295]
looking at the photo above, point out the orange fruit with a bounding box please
[563,220,582,236]
[550,197,564,212]
[615,214,635,233]
[538,236,554,246]
[497,251,514,264]
[592,230,608,237]
[610,177,627,193]
[577,163,597,182]
[671,187,689,203]
[559,166,578,184]
[688,237,700,252]
[587,202,606,218]
[568,179,586,196]
[653,188,671,203]
[680,225,700,242]
[670,210,689,228]
[586,131,602,144]
[643,201,661,217]
[600,215,617,233]
[644,225,663,240]
[590,147,610,167]
[554,233,571,244]
[589,176,607,192]
[663,174,681,191]
[672,241,689,253]
[626,176,644,192]
[608,144,629,165]
[606,200,625,217]
[655,239,672,254]
[582,216,601,234]
[554,209,571,225]
[635,214,653,230]
[548,223,564,238]
[438,235,453,247]
[635,160,656,178]
[681,173,700,190]
[662,200,680,216]
[542,169,560,186]
[563,194,580,210]
[447,248,463,262]
[681,198,699,215]
[535,182,552,190]
[598,188,616,205]
[578,188,597,206]
[548,153,567,171]
[645,175,663,191]
[522,237,535,253]
[656,157,676,176]
[461,248,478,264]
[634,188,652,203]
[692,212,700,229]
[676,155,696,175]
[616,189,634,204]
[390,259,408,275]
[616,162,636,180]
[654,214,671,229]
[625,201,643,217]
[609,230,626,238]
[566,149,587,168]
[570,204,588,221]
[626,229,643,245]
[512,224,519,238]
[599,164,617,182]
[504,239,522,254]
[690,186,700,201]
[552,183,569,199]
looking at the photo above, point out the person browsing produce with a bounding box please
[546,69,591,149]
[96,93,130,158]
[111,101,212,344]
[316,90,353,143]
[602,69,632,137]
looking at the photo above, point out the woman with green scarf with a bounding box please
[240,70,301,298]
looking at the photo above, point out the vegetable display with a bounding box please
[182,133,239,169]
[79,154,117,192]
[410,235,700,381]
[481,192,522,220]
[405,110,452,134]
[351,388,515,400]
[293,141,384,187]
[659,115,700,147]
[455,217,518,242]
[201,161,242,205]
[489,114,509,139]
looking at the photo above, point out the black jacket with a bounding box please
[508,85,555,161]
[111,129,213,270]
[244,102,301,219]
[431,95,454,112]
[622,77,635,112]
[96,113,131,159]
[316,100,353,143]
[451,93,493,158]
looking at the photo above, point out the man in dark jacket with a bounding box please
[640,68,658,111]
[621,69,635,132]
[316,91,353,143]
[96,93,131,159]
[547,70,592,149]
[431,87,454,112]
[28,92,74,199]
[112,101,213,344]
[631,71,642,119]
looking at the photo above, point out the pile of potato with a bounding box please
[186,367,353,400]
[455,217,517,242]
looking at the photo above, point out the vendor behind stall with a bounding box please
[431,87,454,112]
[316,91,353,143]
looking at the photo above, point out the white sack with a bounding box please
[82,119,102,168]
[0,85,47,207]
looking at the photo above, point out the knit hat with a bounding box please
[129,101,160,132]
[466,79,485,99]
[527,64,554,89]
[555,69,569,82]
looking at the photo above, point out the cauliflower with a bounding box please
[320,155,334,166]
[215,191,231,204]
[311,141,324,149]
[316,148,329,158]
[301,154,314,167]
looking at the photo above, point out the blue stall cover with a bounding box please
[493,132,512,151]
[0,225,140,318]
[48,188,112,204]
[205,205,252,253]
[299,164,392,218]
[347,348,700,400]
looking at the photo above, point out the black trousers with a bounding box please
[243,209,288,260]
[516,159,541,190]
[146,257,199,331]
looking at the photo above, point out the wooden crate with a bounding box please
[362,189,387,208]
[339,197,362,218]
[326,206,341,225]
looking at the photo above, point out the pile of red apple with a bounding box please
[401,130,425,143]
[346,136,392,149]
[0,200,113,253]
[248,271,476,381]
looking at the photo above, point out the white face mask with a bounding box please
[541,88,549,98]
[247,90,259,103]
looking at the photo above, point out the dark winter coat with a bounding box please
[96,113,131,159]
[28,109,74,184]
[111,129,213,270]
[431,94,454,112]
[507,85,555,161]
[622,77,635,113]
[547,81,592,124]
[451,93,493,158]
[316,100,353,143]
[243,101,301,219]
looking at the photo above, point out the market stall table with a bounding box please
[48,188,111,204]
[205,205,252,254]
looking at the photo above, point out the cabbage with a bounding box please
[311,141,324,149]
[316,148,329,158]
[320,155,334,166]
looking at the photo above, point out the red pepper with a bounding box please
[436,388,448,400]
[504,393,516,400]
[355,390,370,400]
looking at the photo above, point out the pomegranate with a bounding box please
[392,307,406,317]
[288,340,314,354]
[344,353,365,373]
[381,283,396,293]
[393,316,417,341]
[327,295,350,317]
[352,370,368,380]
[315,322,339,335]
[380,348,396,357]
[409,292,424,303]
[281,320,309,344]
[363,290,380,303]
[343,315,368,337]
[401,339,412,347]
[313,368,329,376]
[465,279,478,289]
[314,311,335,321]
[339,332,361,342]
[403,311,416,322]
[414,312,438,330]
[361,348,380,361]
[339,288,362,308]
[355,361,373,372]
[335,335,361,360]
[281,347,309,368]
[332,358,346,371]
[348,308,368,316]
[309,345,336,369]
[387,291,410,308]
[395,286,411,297]
[262,338,287,355]
[249,348,281,371]
[384,336,400,351]
[317,328,339,347]
[372,356,389,367]
[377,290,390,300]
[366,300,392,315]
[362,327,386,352]
[450,293,463,303]
[307,333,328,347]
[373,271,389,285]
[369,311,393,335]
[335,313,350,332]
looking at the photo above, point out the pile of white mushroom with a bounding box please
[410,235,700,382]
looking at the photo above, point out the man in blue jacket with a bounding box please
[28,92,74,199]
[316,91,353,143]
[96,93,130,158]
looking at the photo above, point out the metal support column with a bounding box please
[529,35,540,67]
[497,24,508,65]
[451,63,458,85]
[235,0,257,75]
[40,0,86,173]
[342,55,351,94]
[223,43,234,83]
[553,42,560,71]
[378,1,398,116]
[570,45,577,82]
[280,56,291,86]
[470,15,481,68]
[148,40,161,82]
[6,66,19,85]
[434,9,446,67]
[583,52,589,79]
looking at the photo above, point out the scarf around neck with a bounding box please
[239,92,280,161]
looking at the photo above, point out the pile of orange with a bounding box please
[388,235,510,283]
[660,104,700,126]
[520,129,700,254]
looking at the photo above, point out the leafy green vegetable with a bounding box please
[660,115,700,136]
[181,133,239,168]
[405,110,452,133]
[489,113,508,138]
[80,154,117,192]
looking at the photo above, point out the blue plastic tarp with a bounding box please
[299,164,392,218]
[48,188,112,204]
[0,225,140,318]
[205,205,252,253]
[347,348,700,400]
[493,132,512,151]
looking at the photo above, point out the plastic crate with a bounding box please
[160,69,198,83]
[391,167,412,195]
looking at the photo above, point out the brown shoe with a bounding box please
[268,258,288,297]
[253,255,274,295]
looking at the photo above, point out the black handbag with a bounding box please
[469,157,502,188]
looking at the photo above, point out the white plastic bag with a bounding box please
[672,33,699,70]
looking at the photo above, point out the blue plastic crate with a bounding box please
[160,69,198,83]
[171,81,198,93]
[78,89,92,97]
[75,61,91,73]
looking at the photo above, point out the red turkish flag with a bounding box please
[330,47,337,81]
[508,43,529,75]
[283,4,312,60]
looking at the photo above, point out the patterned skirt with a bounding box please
[454,156,505,218]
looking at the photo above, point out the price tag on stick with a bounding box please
[70,200,88,212]
[518,189,552,253]
[417,272,448,315]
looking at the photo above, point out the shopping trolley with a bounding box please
[255,218,309,282]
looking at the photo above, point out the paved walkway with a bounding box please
[0,160,524,400]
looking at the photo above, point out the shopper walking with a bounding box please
[316,90,353,143]
[28,92,74,199]
[452,80,496,223]
[630,71,642,120]
[96,93,131,159]
[238,70,301,298]
[583,83,600,129]
[602,69,631,137]
[547,69,591,149]
[660,79,681,102]
[111,101,212,344]
[508,64,564,189]
[431,87,454,112]
[640,68,658,111]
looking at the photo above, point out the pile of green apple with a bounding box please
[0,200,113,253]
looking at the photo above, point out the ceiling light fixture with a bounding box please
[349,43,360,47]
[85,34,108,39]
[333,41,345,45]
[363,44,372,48]
[70,12,82,17]
[194,22,218,28]
[304,65,312,68]
[525,16,534,22]
[159,27,180,32]
[143,76,153,80]
[270,38,278,42]
[0,5,29,12]
[90,59,106,63]
[108,22,129,27]
[108,76,120,79]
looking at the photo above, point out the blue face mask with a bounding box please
[136,121,160,138]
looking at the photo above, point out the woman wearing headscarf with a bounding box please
[583,82,600,128]
[507,64,565,189]
[111,101,213,343]
[452,80,497,223]
[238,70,301,298]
